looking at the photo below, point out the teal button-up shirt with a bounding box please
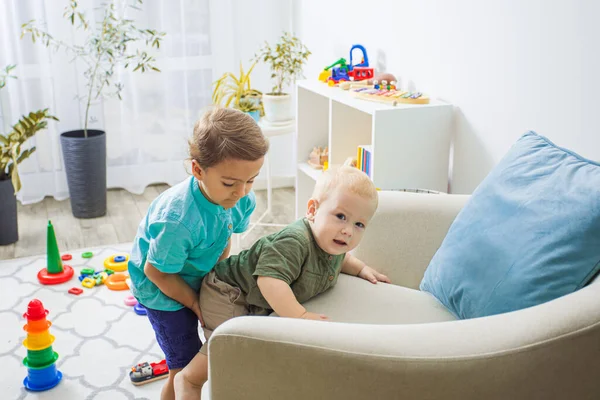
[128,176,255,311]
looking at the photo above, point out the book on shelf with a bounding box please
[356,145,372,178]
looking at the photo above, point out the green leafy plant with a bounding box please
[21,0,165,138]
[0,65,58,194]
[0,64,17,90]
[234,97,260,113]
[253,32,311,95]
[212,61,263,108]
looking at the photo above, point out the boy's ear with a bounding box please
[191,160,204,180]
[306,198,319,221]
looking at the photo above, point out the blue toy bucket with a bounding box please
[23,363,62,391]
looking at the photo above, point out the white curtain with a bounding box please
[0,0,294,205]
[0,0,222,204]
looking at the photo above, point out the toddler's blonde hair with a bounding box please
[189,107,269,169]
[312,163,378,207]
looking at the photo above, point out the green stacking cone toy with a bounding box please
[37,221,74,285]
[46,220,63,274]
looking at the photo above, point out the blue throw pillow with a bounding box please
[420,131,600,319]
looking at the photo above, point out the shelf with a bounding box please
[297,80,449,116]
[294,80,453,218]
[298,162,323,181]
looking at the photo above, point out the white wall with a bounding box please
[293,0,600,193]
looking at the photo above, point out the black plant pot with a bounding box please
[60,129,107,218]
[0,178,18,245]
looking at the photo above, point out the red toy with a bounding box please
[351,67,374,81]
[68,288,83,296]
[37,221,74,285]
[61,254,72,261]
[129,360,169,386]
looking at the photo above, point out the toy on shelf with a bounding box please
[104,253,129,272]
[37,221,74,285]
[320,44,374,86]
[307,147,329,169]
[347,45,373,81]
[130,360,169,386]
[321,58,350,85]
[350,87,430,106]
[22,299,63,392]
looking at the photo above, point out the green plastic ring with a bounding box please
[81,252,93,258]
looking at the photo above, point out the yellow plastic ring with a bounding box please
[82,277,96,288]
[103,253,130,272]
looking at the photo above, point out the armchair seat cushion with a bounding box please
[302,274,457,324]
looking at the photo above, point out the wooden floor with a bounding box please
[0,185,296,260]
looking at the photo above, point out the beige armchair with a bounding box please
[208,191,600,400]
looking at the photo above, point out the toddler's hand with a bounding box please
[300,311,329,321]
[190,299,204,327]
[358,266,391,284]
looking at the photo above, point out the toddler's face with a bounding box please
[307,188,377,255]
[192,158,264,209]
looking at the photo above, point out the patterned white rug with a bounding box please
[0,243,209,400]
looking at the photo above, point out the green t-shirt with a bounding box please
[213,218,345,311]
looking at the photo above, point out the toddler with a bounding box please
[174,164,390,399]
[127,107,269,400]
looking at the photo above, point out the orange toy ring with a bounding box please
[105,272,130,291]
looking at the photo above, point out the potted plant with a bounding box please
[0,65,58,245]
[234,98,261,122]
[212,61,264,117]
[253,32,311,122]
[21,0,165,218]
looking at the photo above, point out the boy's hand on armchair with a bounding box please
[358,266,391,284]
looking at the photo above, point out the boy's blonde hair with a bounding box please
[189,107,269,169]
[312,164,378,207]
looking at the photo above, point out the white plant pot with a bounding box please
[262,93,292,122]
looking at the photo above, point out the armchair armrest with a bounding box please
[209,278,600,400]
[351,191,469,289]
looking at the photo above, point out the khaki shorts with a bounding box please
[199,271,251,355]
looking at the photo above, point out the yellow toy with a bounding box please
[318,69,331,82]
[81,277,96,289]
[350,88,430,105]
[104,253,130,272]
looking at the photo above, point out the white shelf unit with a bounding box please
[294,80,454,219]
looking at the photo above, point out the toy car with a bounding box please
[129,360,169,386]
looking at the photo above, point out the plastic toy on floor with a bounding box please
[105,272,130,291]
[104,253,130,272]
[129,360,169,386]
[37,221,74,285]
[134,303,147,316]
[22,299,63,392]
